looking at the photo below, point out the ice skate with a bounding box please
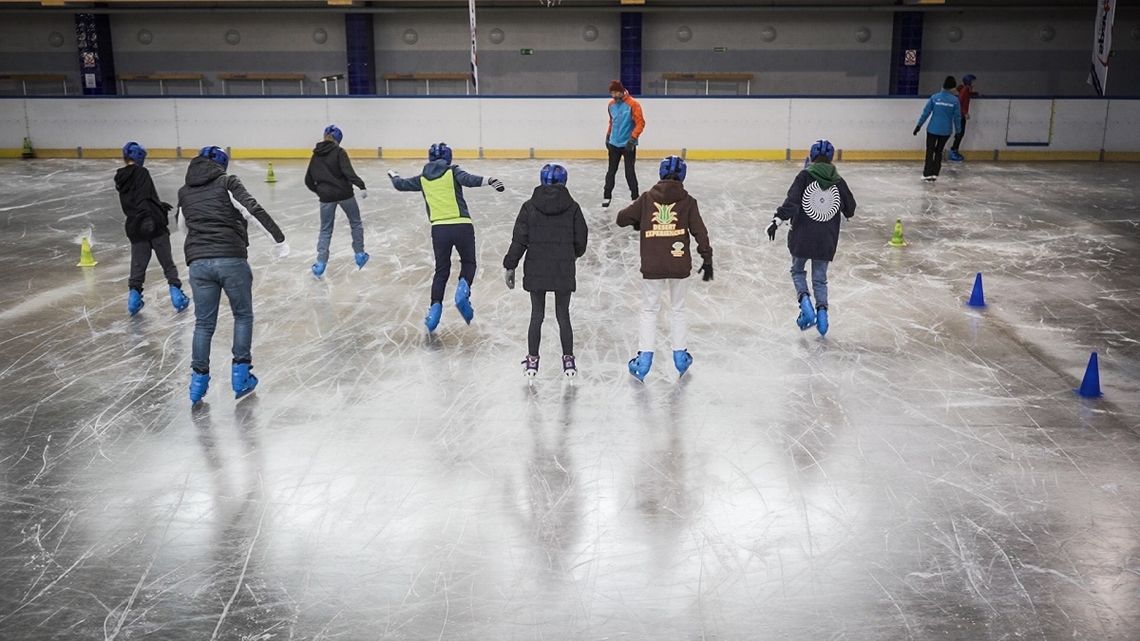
[673,349,693,377]
[628,351,653,381]
[948,150,964,162]
[455,278,474,324]
[128,289,145,316]
[354,252,370,269]
[189,371,210,404]
[817,306,829,336]
[562,355,577,378]
[602,197,612,208]
[425,302,442,332]
[169,286,190,312]
[231,363,258,399]
[311,261,327,279]
[523,355,539,378]
[796,295,817,330]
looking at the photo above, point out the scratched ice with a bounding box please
[0,158,1138,640]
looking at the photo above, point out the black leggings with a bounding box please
[129,235,181,292]
[924,133,950,177]
[529,290,573,356]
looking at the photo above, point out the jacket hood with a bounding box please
[114,164,144,193]
[421,158,452,180]
[648,179,688,204]
[186,156,225,187]
[529,184,575,215]
[312,140,339,156]
[806,162,841,189]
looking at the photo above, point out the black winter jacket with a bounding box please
[503,185,588,292]
[177,158,285,265]
[114,164,171,243]
[775,167,856,262]
[305,141,366,203]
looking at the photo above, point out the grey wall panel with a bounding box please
[920,50,1090,96]
[0,13,79,90]
[644,50,891,95]
[114,52,346,95]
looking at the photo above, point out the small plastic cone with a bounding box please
[967,272,985,307]
[888,218,907,247]
[76,237,97,267]
[266,162,277,183]
[1076,352,1102,398]
[21,137,35,159]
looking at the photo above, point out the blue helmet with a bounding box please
[659,155,687,182]
[539,163,568,186]
[809,139,835,163]
[198,145,229,170]
[122,141,147,166]
[323,125,343,143]
[428,142,452,164]
[962,74,976,85]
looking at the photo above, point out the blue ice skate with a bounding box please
[232,363,258,399]
[311,261,327,279]
[673,349,693,377]
[189,371,210,404]
[796,295,817,330]
[816,306,829,336]
[628,351,654,381]
[948,150,964,162]
[425,302,443,332]
[128,289,145,316]
[355,252,370,269]
[455,278,474,324]
[169,285,190,312]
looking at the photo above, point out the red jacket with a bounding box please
[956,84,975,116]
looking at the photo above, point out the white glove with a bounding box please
[387,170,399,180]
[274,241,291,258]
[487,177,505,192]
[358,189,368,200]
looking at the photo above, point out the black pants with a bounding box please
[528,290,573,356]
[129,235,181,292]
[951,116,967,152]
[603,143,638,200]
[924,133,950,177]
[430,223,476,304]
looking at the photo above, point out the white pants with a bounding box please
[639,278,688,353]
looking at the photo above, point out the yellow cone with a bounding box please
[265,162,277,183]
[76,236,98,267]
[21,137,35,159]
[888,218,907,247]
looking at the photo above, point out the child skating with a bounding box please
[178,146,288,404]
[616,156,713,381]
[114,141,189,316]
[766,139,856,336]
[502,163,589,377]
[304,124,369,278]
[387,142,505,332]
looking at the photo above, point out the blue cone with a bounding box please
[967,272,986,307]
[1076,352,1102,398]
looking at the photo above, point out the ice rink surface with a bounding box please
[1,157,1138,640]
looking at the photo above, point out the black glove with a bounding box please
[766,218,780,241]
[504,268,515,290]
[488,177,505,192]
[631,220,640,231]
[625,139,638,151]
[161,202,173,213]
[698,261,713,282]
[912,125,921,136]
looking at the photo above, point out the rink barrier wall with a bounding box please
[3,96,1139,161]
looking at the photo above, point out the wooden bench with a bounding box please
[0,73,69,95]
[320,73,345,95]
[382,72,472,96]
[219,73,306,95]
[662,72,754,95]
[118,73,205,95]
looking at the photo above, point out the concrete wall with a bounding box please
[2,8,1139,97]
[3,97,1138,158]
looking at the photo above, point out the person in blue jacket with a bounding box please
[913,76,962,181]
[387,142,505,332]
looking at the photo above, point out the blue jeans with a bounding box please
[790,256,829,308]
[189,258,254,373]
[316,197,364,263]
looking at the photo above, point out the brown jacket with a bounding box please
[616,179,712,279]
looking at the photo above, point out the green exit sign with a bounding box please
[520,48,535,55]
[713,46,729,53]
